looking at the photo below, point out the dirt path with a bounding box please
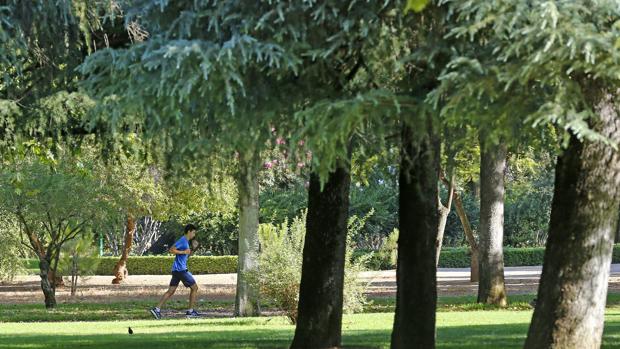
[3,265,620,305]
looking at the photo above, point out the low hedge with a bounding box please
[356,244,620,270]
[22,244,620,274]
[23,256,238,275]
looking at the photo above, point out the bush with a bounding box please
[356,244,620,270]
[57,232,101,295]
[249,211,370,324]
[90,256,237,275]
[250,216,305,323]
[190,211,239,255]
[0,218,24,282]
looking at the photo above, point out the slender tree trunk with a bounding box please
[616,212,620,243]
[235,150,261,317]
[38,257,56,309]
[525,89,620,349]
[436,173,454,266]
[452,191,479,282]
[291,164,351,349]
[112,214,136,284]
[477,137,507,306]
[391,120,440,349]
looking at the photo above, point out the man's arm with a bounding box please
[169,246,190,255]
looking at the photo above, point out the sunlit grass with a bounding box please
[0,309,619,348]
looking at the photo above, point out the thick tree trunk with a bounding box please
[38,257,56,309]
[525,89,620,349]
[112,215,136,284]
[391,121,440,349]
[235,151,261,317]
[477,138,507,306]
[290,165,351,349]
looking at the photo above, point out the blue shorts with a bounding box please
[170,270,196,287]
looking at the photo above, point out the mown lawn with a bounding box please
[1,295,620,348]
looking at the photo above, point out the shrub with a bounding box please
[357,244,620,269]
[250,216,305,323]
[0,218,24,282]
[94,255,238,275]
[57,232,101,296]
[249,210,370,324]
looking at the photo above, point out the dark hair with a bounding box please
[184,224,197,234]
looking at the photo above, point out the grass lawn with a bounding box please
[1,295,620,348]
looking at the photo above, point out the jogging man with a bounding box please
[150,224,200,319]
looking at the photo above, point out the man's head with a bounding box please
[184,224,197,240]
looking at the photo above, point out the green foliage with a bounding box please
[58,232,101,276]
[0,148,115,259]
[358,245,620,270]
[251,216,306,323]
[57,232,101,295]
[0,216,24,281]
[190,211,239,256]
[250,211,370,323]
[504,161,554,247]
[344,214,373,314]
[436,0,620,145]
[259,182,308,226]
[93,256,238,275]
[405,0,431,13]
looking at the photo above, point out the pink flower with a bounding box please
[276,137,286,145]
[263,161,273,169]
[297,162,305,168]
[297,140,305,146]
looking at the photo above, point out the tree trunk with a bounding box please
[616,211,620,243]
[442,174,480,282]
[112,215,136,284]
[525,89,620,349]
[290,165,351,349]
[235,150,261,317]
[477,138,507,306]
[38,257,56,309]
[436,173,454,266]
[391,120,440,349]
[452,191,479,282]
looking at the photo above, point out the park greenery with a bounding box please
[1,0,620,348]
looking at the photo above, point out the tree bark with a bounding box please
[391,120,440,349]
[38,256,56,309]
[477,137,508,306]
[616,211,620,243]
[525,89,620,349]
[290,164,351,349]
[235,150,261,317]
[452,191,479,282]
[436,172,454,266]
[112,214,136,284]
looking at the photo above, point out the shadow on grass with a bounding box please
[3,321,618,349]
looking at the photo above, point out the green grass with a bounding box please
[0,300,233,322]
[2,295,620,348]
[0,310,620,348]
[3,293,620,323]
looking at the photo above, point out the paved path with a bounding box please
[3,264,620,304]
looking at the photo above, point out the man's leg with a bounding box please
[157,285,178,309]
[189,284,199,310]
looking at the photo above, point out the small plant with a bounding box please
[58,232,100,297]
[250,210,371,324]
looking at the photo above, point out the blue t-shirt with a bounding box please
[172,236,190,272]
